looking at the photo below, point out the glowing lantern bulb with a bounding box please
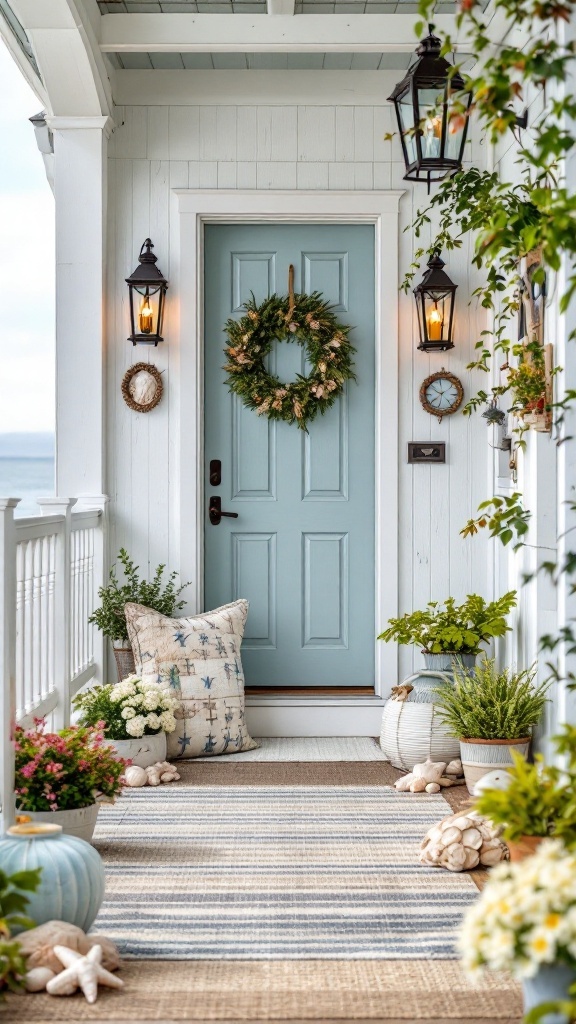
[427,305,443,342]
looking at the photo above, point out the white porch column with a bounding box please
[45,115,112,499]
[0,499,20,832]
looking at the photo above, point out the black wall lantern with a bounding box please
[414,253,457,352]
[388,26,472,189]
[126,238,168,346]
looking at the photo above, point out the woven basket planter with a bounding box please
[113,645,136,681]
[380,671,460,772]
[460,736,530,795]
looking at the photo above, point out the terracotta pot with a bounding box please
[460,736,531,795]
[113,644,136,680]
[507,835,544,863]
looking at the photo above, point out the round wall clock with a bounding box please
[419,370,463,422]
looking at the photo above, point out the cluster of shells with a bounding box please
[419,811,509,872]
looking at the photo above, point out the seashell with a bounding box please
[123,765,147,788]
[410,778,427,792]
[425,782,441,793]
[451,816,474,831]
[394,775,413,792]
[463,848,480,870]
[461,827,483,850]
[446,759,463,775]
[480,846,507,866]
[441,842,467,871]
[25,967,56,992]
[440,826,462,845]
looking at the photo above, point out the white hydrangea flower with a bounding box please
[121,706,136,719]
[146,713,161,731]
[142,689,161,711]
[111,679,138,701]
[159,711,177,733]
[125,715,146,738]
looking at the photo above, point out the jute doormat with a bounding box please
[6,959,522,1021]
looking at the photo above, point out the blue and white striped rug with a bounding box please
[92,785,478,960]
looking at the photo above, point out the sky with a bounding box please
[0,39,55,434]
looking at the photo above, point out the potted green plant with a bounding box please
[74,678,180,768]
[474,726,576,861]
[378,591,517,672]
[89,548,189,680]
[0,865,41,995]
[14,720,127,843]
[432,660,549,793]
[505,343,552,433]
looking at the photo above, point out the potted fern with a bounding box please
[89,549,189,680]
[432,660,550,794]
[378,591,517,672]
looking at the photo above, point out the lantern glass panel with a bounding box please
[423,291,450,343]
[444,104,467,161]
[417,86,444,159]
[132,284,163,337]
[397,89,418,165]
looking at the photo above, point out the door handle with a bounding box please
[209,496,239,526]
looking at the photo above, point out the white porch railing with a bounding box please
[0,496,107,831]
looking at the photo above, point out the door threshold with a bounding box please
[245,686,375,697]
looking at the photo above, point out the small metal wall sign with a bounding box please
[408,442,446,464]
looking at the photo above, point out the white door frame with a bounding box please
[172,189,403,736]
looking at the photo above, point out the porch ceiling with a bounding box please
[97,0,456,12]
[107,48,412,67]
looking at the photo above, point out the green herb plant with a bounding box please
[474,729,576,847]
[0,866,41,995]
[432,659,549,741]
[88,548,189,643]
[378,592,517,655]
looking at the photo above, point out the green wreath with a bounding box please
[223,291,355,430]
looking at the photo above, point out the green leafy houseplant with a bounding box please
[432,660,549,741]
[0,866,41,995]
[378,592,517,655]
[14,719,127,812]
[474,726,576,847]
[88,548,189,644]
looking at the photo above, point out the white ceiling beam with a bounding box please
[267,0,296,14]
[100,13,462,53]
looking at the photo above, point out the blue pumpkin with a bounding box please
[0,824,105,932]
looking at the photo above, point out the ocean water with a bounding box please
[0,457,55,517]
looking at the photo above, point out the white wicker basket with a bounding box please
[380,671,460,772]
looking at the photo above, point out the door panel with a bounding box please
[204,223,375,689]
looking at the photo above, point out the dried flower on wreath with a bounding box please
[223,292,356,430]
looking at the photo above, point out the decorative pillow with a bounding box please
[124,599,258,760]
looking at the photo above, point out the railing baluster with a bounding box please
[0,499,20,832]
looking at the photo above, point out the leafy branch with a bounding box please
[461,492,532,549]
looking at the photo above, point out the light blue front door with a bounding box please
[204,223,375,689]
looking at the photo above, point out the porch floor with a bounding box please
[9,744,522,1024]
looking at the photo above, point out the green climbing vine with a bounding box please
[401,1,576,678]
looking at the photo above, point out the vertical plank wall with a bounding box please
[106,99,491,684]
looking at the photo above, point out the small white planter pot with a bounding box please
[27,803,100,844]
[460,737,530,794]
[107,732,167,769]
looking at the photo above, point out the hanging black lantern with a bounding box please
[126,238,168,346]
[388,26,472,189]
[414,253,457,352]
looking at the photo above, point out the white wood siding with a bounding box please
[106,100,491,683]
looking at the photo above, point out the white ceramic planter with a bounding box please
[107,732,167,769]
[380,671,460,771]
[460,737,530,794]
[27,803,99,844]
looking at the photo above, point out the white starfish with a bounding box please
[46,944,124,1003]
